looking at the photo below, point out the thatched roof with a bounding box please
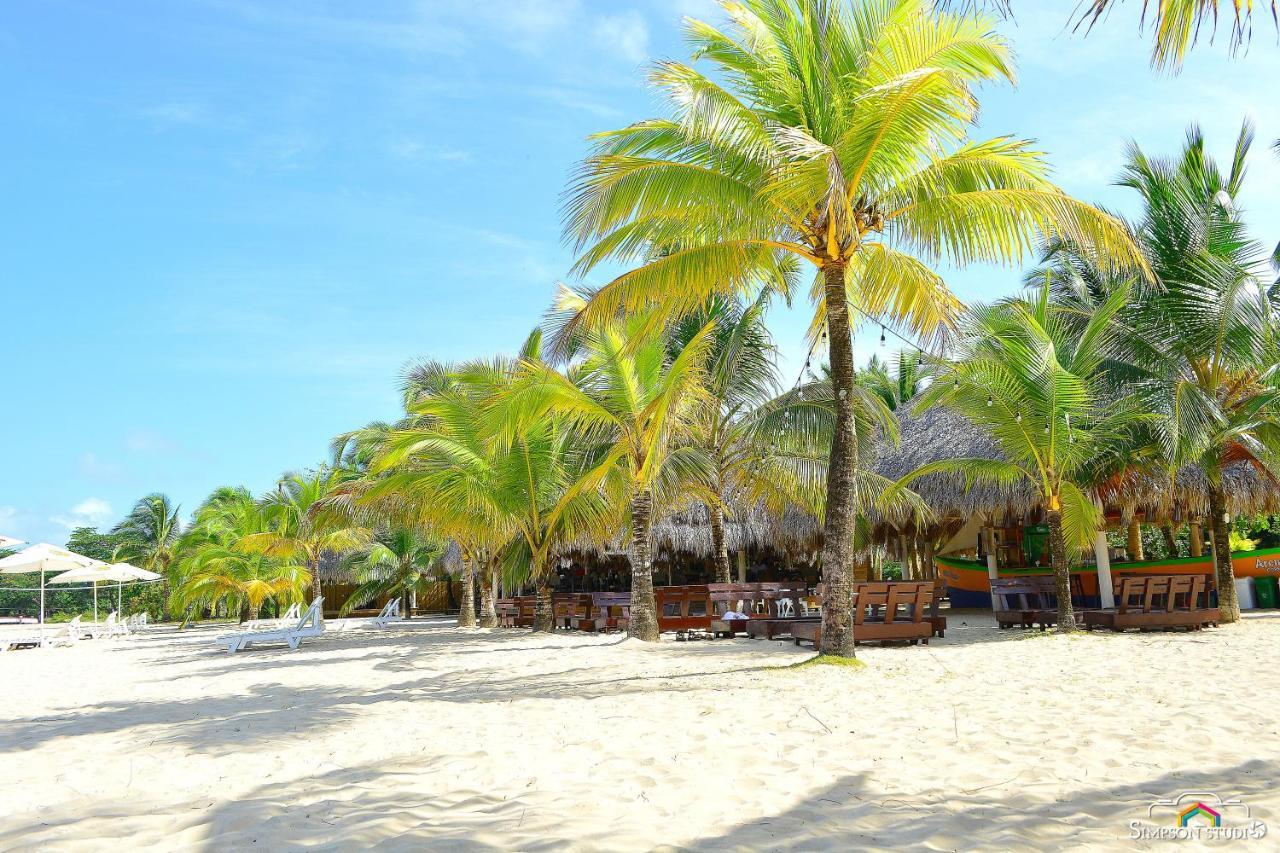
[870,405,1041,522]
[651,501,820,559]
[870,404,1280,525]
[317,539,463,584]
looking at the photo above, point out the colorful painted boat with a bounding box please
[937,548,1280,608]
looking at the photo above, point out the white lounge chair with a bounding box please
[370,598,403,628]
[245,602,301,630]
[217,598,324,654]
[86,611,122,640]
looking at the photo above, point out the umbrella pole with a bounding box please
[40,567,46,626]
[94,582,99,622]
[117,581,122,612]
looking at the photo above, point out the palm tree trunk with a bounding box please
[478,566,497,628]
[401,590,412,621]
[458,556,477,628]
[309,554,324,622]
[1045,505,1077,631]
[533,567,555,633]
[1161,523,1179,558]
[238,599,252,624]
[1207,485,1240,623]
[710,504,731,584]
[628,489,659,641]
[817,263,857,657]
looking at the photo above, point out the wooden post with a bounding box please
[736,549,747,583]
[1189,520,1204,557]
[1127,519,1144,562]
[922,536,935,580]
[1094,529,1115,609]
[898,532,911,579]
[984,525,999,608]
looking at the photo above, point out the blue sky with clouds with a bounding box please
[2,1,1278,545]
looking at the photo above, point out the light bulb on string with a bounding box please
[986,394,993,407]
[880,326,886,346]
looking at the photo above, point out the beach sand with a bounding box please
[2,613,1278,850]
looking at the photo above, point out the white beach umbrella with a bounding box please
[49,562,162,620]
[0,535,24,549]
[0,543,104,625]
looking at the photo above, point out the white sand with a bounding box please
[3,613,1279,850]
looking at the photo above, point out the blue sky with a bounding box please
[2,1,1278,545]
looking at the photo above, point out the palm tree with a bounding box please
[373,357,527,629]
[898,281,1144,631]
[168,487,310,623]
[503,289,716,641]
[670,297,833,582]
[562,0,1138,655]
[337,527,448,618]
[239,469,370,621]
[940,1,1277,70]
[1112,123,1280,622]
[856,351,923,412]
[111,493,183,617]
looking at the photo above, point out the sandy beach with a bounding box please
[2,615,1278,851]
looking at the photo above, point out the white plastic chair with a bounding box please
[370,598,403,628]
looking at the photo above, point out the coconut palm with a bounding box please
[500,289,716,641]
[941,1,1277,70]
[561,0,1139,654]
[170,487,310,623]
[856,351,923,412]
[669,296,834,582]
[372,357,527,629]
[111,492,184,617]
[336,526,448,618]
[239,468,370,621]
[898,281,1144,630]
[1114,124,1280,622]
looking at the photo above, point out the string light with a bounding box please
[1015,412,1022,423]
[879,326,886,346]
[987,394,993,407]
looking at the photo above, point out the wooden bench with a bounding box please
[569,592,631,633]
[991,576,1086,630]
[553,593,592,630]
[655,585,713,633]
[791,582,934,648]
[708,582,809,636]
[496,596,536,628]
[1083,575,1219,632]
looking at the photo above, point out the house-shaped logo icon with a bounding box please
[1178,802,1222,828]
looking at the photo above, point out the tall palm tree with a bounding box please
[502,289,716,641]
[670,297,833,582]
[856,351,923,412]
[239,468,370,620]
[897,281,1144,630]
[1113,123,1280,622]
[111,493,183,617]
[941,1,1277,70]
[561,0,1138,655]
[372,357,527,629]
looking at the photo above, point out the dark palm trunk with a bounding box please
[1207,485,1240,623]
[533,567,555,633]
[309,553,324,622]
[401,590,412,621]
[818,263,857,657]
[458,556,476,628]
[1045,506,1077,631]
[1161,524,1179,558]
[238,599,252,624]
[478,564,497,628]
[710,504,731,584]
[628,489,659,641]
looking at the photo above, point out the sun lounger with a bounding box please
[1083,575,1218,632]
[217,598,325,653]
[86,612,123,640]
[246,602,301,630]
[370,598,403,628]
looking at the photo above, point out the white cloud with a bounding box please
[77,452,125,482]
[387,137,472,163]
[124,429,181,454]
[592,11,651,64]
[50,498,114,531]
